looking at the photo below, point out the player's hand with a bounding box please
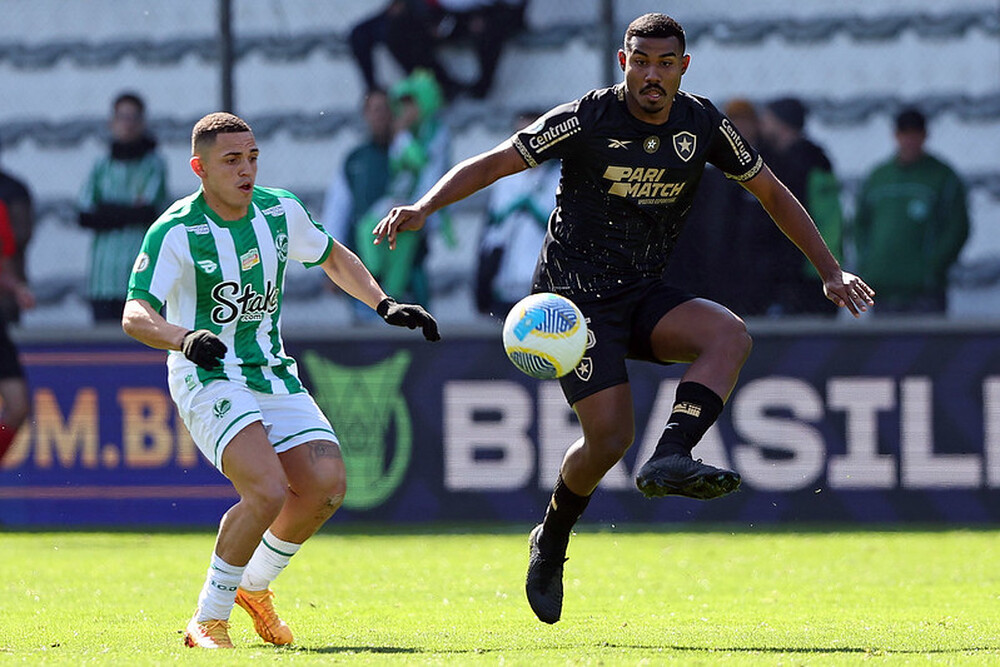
[181,329,228,370]
[823,271,875,317]
[372,205,427,250]
[377,297,441,342]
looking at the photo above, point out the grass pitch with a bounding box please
[2,525,999,664]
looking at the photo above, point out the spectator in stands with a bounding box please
[664,98,775,316]
[349,1,457,98]
[759,97,844,316]
[475,109,559,320]
[349,0,527,100]
[0,199,35,465]
[354,69,453,308]
[77,92,169,323]
[435,0,527,99]
[0,141,34,324]
[854,108,969,314]
[321,89,394,250]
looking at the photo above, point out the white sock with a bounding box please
[240,529,302,592]
[195,553,244,622]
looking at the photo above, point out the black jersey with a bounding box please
[511,85,762,296]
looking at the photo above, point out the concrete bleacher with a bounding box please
[0,0,997,330]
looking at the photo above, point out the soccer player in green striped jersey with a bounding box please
[122,112,439,649]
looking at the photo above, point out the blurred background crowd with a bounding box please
[0,0,997,334]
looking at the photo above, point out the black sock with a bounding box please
[651,381,724,459]
[539,475,591,557]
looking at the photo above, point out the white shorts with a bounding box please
[170,379,338,471]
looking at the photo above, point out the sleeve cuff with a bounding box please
[302,236,334,268]
[127,289,163,313]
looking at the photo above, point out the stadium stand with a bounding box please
[0,0,997,327]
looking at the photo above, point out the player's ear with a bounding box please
[681,54,690,74]
[190,155,205,178]
[617,49,626,72]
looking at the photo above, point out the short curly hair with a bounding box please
[191,112,252,154]
[624,13,686,54]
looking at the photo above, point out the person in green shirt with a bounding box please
[122,112,439,649]
[355,69,454,308]
[854,108,969,314]
[320,89,394,320]
[321,88,393,251]
[78,92,169,322]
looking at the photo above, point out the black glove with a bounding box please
[181,329,228,370]
[377,297,441,342]
[79,204,158,231]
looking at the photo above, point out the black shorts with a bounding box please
[0,322,23,380]
[553,278,694,406]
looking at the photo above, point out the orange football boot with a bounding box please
[235,587,293,645]
[183,615,234,649]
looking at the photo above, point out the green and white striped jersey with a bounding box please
[127,186,333,394]
[78,148,169,300]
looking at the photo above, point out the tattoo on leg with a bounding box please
[307,440,343,463]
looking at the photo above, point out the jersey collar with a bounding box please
[196,187,255,228]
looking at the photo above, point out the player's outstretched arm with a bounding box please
[122,298,188,350]
[321,240,386,308]
[373,141,528,250]
[122,298,228,368]
[743,165,875,317]
[320,240,440,341]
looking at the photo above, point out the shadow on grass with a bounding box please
[287,646,421,655]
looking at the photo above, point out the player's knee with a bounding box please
[310,487,344,524]
[323,472,346,508]
[588,432,634,467]
[608,434,634,461]
[305,470,346,516]
[324,491,345,512]
[244,481,287,523]
[738,328,753,362]
[715,316,753,363]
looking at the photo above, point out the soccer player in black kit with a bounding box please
[375,13,875,624]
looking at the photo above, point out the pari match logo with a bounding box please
[300,350,413,510]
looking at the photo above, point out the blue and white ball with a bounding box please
[502,293,587,379]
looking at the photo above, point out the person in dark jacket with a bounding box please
[759,97,845,316]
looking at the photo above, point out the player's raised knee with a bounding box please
[243,481,287,523]
[321,467,346,506]
[324,491,345,512]
[716,315,753,360]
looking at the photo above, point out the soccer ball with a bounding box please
[502,293,588,379]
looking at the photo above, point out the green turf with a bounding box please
[1,525,999,664]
